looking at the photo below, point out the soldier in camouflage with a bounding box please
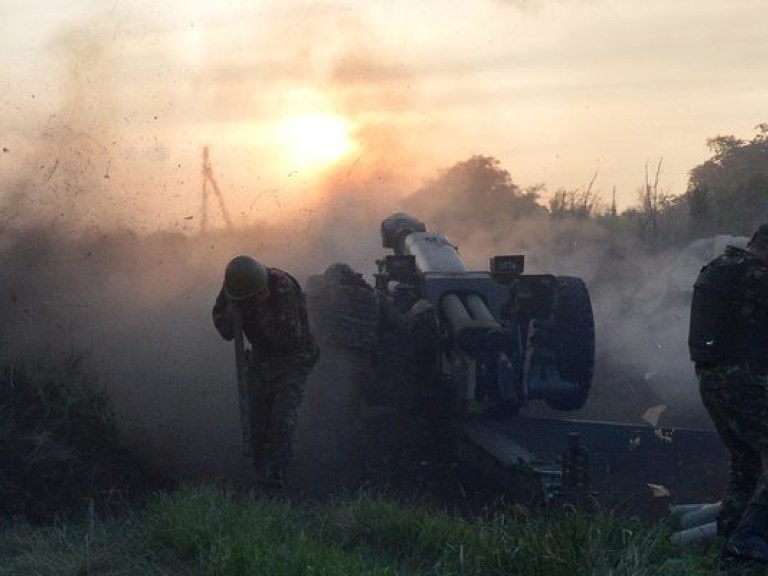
[213,255,319,493]
[689,224,768,563]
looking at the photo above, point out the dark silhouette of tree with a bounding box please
[685,124,768,235]
[404,155,546,234]
[637,158,670,250]
[687,186,711,237]
[548,170,601,220]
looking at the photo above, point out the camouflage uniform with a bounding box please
[213,267,319,489]
[689,245,768,537]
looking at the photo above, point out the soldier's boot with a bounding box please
[721,504,768,564]
[255,453,286,497]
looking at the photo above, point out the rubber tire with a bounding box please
[545,276,595,411]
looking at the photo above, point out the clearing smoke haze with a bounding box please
[0,0,764,489]
[2,0,768,229]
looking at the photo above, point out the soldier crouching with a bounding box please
[213,255,319,493]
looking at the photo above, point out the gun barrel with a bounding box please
[465,294,495,322]
[441,292,505,352]
[442,293,472,325]
[403,232,467,274]
[381,213,467,274]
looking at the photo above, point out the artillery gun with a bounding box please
[302,213,726,509]
[374,212,595,419]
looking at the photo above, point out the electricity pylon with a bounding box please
[200,145,234,233]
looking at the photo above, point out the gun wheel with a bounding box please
[545,276,595,411]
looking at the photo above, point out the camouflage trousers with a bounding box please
[247,366,309,488]
[698,363,768,537]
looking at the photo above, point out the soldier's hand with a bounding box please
[409,299,434,316]
[227,301,241,317]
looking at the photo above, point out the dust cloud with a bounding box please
[0,173,722,488]
[0,5,725,489]
[0,5,429,486]
[0,156,420,487]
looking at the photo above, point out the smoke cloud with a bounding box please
[1,2,726,490]
[0,176,723,487]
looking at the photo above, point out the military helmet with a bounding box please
[224,255,268,300]
[324,262,356,282]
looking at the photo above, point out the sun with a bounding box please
[277,113,356,170]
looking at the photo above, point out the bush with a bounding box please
[0,349,159,521]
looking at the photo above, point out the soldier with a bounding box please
[689,223,768,563]
[213,255,319,493]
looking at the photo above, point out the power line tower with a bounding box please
[200,145,234,233]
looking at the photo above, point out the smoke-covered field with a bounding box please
[1,35,735,488]
[0,162,729,492]
[4,0,747,498]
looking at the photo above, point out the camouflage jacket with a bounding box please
[212,268,319,379]
[689,245,768,367]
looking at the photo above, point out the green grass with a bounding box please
[0,347,740,575]
[144,486,386,576]
[0,485,740,576]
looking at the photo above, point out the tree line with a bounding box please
[406,123,768,253]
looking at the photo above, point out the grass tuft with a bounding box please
[0,347,161,522]
[0,484,735,575]
[144,485,395,576]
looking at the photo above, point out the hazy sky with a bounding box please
[2,0,767,230]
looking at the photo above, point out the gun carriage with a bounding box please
[304,213,725,509]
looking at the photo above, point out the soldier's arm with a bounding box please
[212,285,235,341]
[745,264,768,309]
[265,278,304,349]
[377,290,413,334]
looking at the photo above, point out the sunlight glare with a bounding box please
[277,114,356,170]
